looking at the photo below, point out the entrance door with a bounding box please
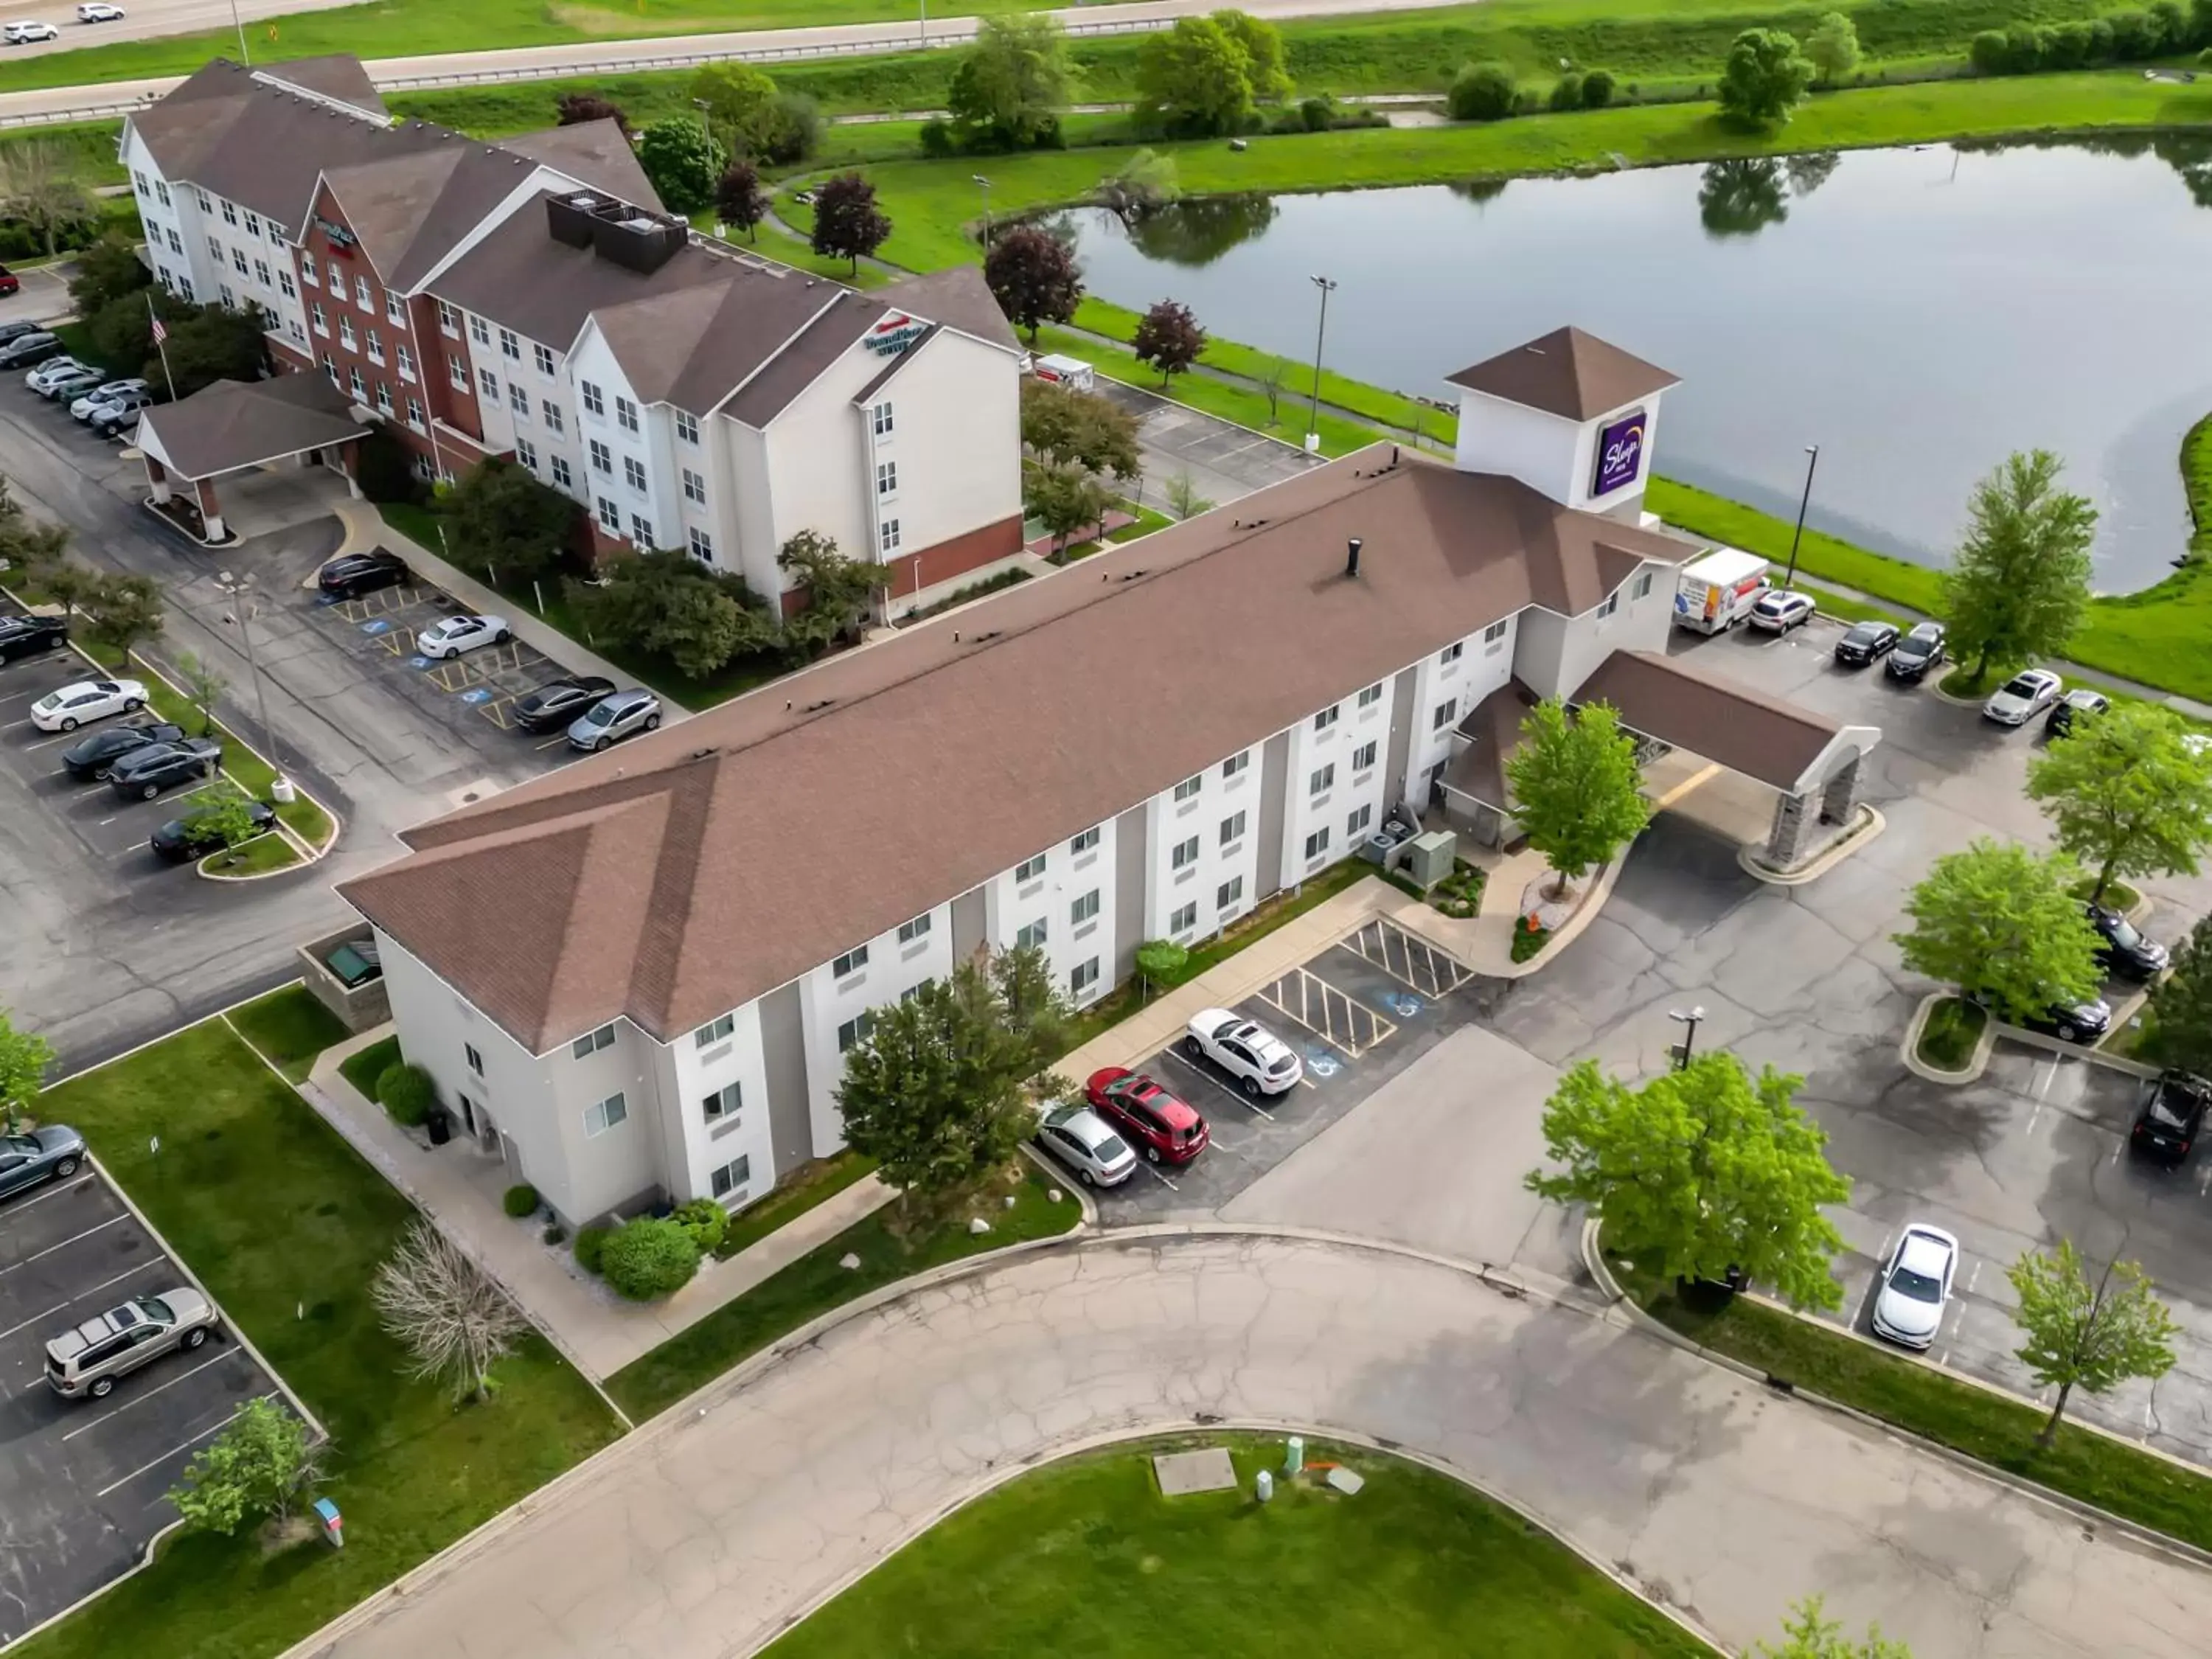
[455,1093,479,1138]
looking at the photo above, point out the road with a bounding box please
[0,0,358,70]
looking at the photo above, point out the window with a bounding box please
[195,188,212,212]
[1596,591,1621,619]
[615,394,639,434]
[1439,641,1464,666]
[515,437,538,470]
[253,258,271,287]
[338,316,356,350]
[386,291,403,324]
[479,366,498,400]
[509,383,528,417]
[630,514,653,546]
[897,912,932,945]
[1070,958,1099,996]
[310,302,327,335]
[703,1082,740,1123]
[156,181,172,208]
[469,315,490,347]
[437,300,459,336]
[1484,618,1510,645]
[1347,803,1373,838]
[695,1012,737,1048]
[177,276,193,301]
[1217,875,1244,910]
[1172,774,1203,803]
[542,400,564,434]
[1169,902,1197,934]
[1171,834,1200,871]
[871,400,894,437]
[1313,706,1340,731]
[232,248,248,276]
[166,228,182,255]
[1016,919,1048,951]
[1631,569,1654,602]
[832,944,870,979]
[1432,699,1458,731]
[347,366,364,400]
[396,344,413,380]
[875,460,897,496]
[552,456,572,489]
[1304,827,1332,861]
[688,526,713,560]
[1071,889,1099,925]
[449,355,468,392]
[1016,852,1046,883]
[366,329,385,364]
[244,212,261,237]
[1221,751,1249,781]
[133,170,148,197]
[327,259,343,291]
[406,397,425,431]
[582,1092,627,1136]
[1219,810,1245,845]
[1069,824,1101,855]
[709,1154,751,1198]
[877,518,901,554]
[624,456,647,493]
[1310,764,1335,796]
[375,382,393,416]
[221,200,237,225]
[588,439,612,475]
[580,380,603,417]
[571,1023,616,1059]
[675,410,698,444]
[597,496,619,532]
[321,353,336,384]
[354,275,372,309]
[1358,682,1384,708]
[464,1043,484,1075]
[837,1012,876,1052]
[278,269,296,300]
[1352,740,1377,772]
[534,342,556,376]
[498,327,520,361]
[207,236,222,261]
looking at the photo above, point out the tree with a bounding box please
[181,786,261,855]
[1698,157,1790,238]
[154,303,268,400]
[568,549,778,679]
[598,1217,702,1300]
[1757,1597,1913,1658]
[778,529,875,654]
[714,160,770,243]
[1164,470,1214,518]
[175,651,228,736]
[1941,450,2097,687]
[1095,148,1180,222]
[1025,461,1116,559]
[981,942,1074,1077]
[1503,697,1651,898]
[554,93,630,134]
[2027,703,2212,905]
[69,231,152,318]
[1215,10,1293,103]
[167,1398,321,1537]
[1447,62,1518,122]
[0,1008,53,1135]
[1136,15,1259,135]
[691,61,781,156]
[810,172,892,272]
[1257,354,1290,425]
[1019,378,1138,478]
[0,475,67,582]
[947,13,1075,147]
[0,139,94,260]
[1893,839,2104,1023]
[444,456,580,583]
[1527,1051,1851,1311]
[372,1217,527,1402]
[1717,29,1814,129]
[1134,938,1189,995]
[1131,298,1206,385]
[2008,1239,2179,1446]
[984,225,1084,344]
[636,118,724,216]
[1804,12,1863,84]
[80,571,163,656]
[2148,916,2212,1076]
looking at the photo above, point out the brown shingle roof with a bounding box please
[1573,649,1840,791]
[611,268,840,411]
[723,289,883,427]
[1446,326,1678,422]
[250,55,386,116]
[341,446,1688,1052]
[871,265,1020,355]
[1441,679,1541,810]
[495,120,658,209]
[136,374,362,480]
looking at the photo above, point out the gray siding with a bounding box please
[1255,729,1291,901]
[1112,802,1148,983]
[1384,665,1418,818]
[759,981,814,1177]
[949,885,987,962]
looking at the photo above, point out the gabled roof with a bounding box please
[1573,649,1848,792]
[723,289,884,427]
[136,374,363,481]
[869,266,1020,355]
[1446,326,1678,422]
[495,120,657,209]
[248,55,385,116]
[597,266,841,413]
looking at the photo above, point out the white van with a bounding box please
[1672,546,1772,634]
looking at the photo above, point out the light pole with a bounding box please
[216,569,290,796]
[1305,274,1338,452]
[1782,444,1820,591]
[692,97,714,152]
[228,0,249,66]
[973,175,992,246]
[1667,1006,1707,1072]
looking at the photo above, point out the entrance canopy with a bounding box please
[1573,650,1877,797]
[136,374,364,482]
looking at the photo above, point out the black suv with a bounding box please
[2086,903,2168,981]
[2131,1072,2212,1166]
[60,720,185,781]
[106,738,221,801]
[1832,621,1899,668]
[1885,622,1947,682]
[316,551,410,599]
[515,675,614,734]
[0,613,67,663]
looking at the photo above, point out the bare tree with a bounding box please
[0,141,94,260]
[371,1218,526,1402]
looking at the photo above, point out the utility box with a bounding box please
[1401,830,1458,890]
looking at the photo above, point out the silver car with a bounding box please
[46,1287,218,1399]
[1983,668,2062,726]
[0,1123,86,1200]
[1034,1104,1137,1187]
[566,688,661,752]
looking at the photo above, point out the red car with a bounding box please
[1084,1068,1209,1165]
[0,265,17,298]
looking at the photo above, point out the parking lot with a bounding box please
[0,1164,279,1641]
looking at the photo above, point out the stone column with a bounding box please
[145,455,173,504]
[1818,754,1863,826]
[1765,789,1813,869]
[339,440,364,500]
[195,478,225,543]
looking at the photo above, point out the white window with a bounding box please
[1069,825,1101,855]
[897,912,932,945]
[354,274,371,308]
[386,291,403,324]
[366,329,385,364]
[596,496,619,532]
[449,356,468,392]
[374,381,392,415]
[837,1013,874,1052]
[589,439,612,475]
[437,300,459,336]
[206,235,223,262]
[1347,804,1374,838]
[1596,591,1621,619]
[1217,875,1244,910]
[338,316,356,350]
[1358,681,1384,707]
[310,302,327,335]
[875,460,897,496]
[1222,751,1249,781]
[871,400,894,436]
[243,212,260,237]
[1310,764,1335,796]
[630,514,653,546]
[166,228,182,255]
[709,1153,751,1197]
[1071,889,1099,925]
[302,257,320,287]
[1172,774,1203,803]
[582,1092,627,1136]
[703,1082,740,1124]
[1304,827,1331,861]
[396,344,413,380]
[552,456,573,489]
[1169,901,1197,934]
[509,384,528,417]
[1016,852,1047,883]
[220,200,237,225]
[1071,958,1099,996]
[877,518,901,554]
[132,170,147,197]
[406,397,425,431]
[534,342,556,375]
[1352,741,1377,773]
[515,437,538,470]
[688,525,713,560]
[232,248,248,276]
[321,354,336,383]
[1219,811,1245,845]
[1631,570,1654,602]
[195,188,211,212]
[253,258,270,287]
[1432,700,1458,731]
[347,366,364,400]
[1171,835,1200,870]
[278,269,296,299]
[1016,919,1048,951]
[695,1012,737,1048]
[675,409,699,444]
[156,181,171,207]
[678,464,703,501]
[580,380,603,417]
[327,259,343,291]
[571,1023,615,1059]
[498,327,520,361]
[1439,641,1464,666]
[543,400,564,434]
[464,1043,484,1075]
[1483,618,1510,645]
[615,394,639,433]
[1313,706,1339,731]
[479,366,498,400]
[624,456,647,493]
[470,314,490,347]
[832,945,870,978]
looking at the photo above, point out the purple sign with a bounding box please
[1590,408,1648,497]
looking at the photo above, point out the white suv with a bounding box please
[4,22,60,43]
[1183,1009,1304,1097]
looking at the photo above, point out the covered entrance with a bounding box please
[133,375,367,546]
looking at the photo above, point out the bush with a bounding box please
[2106,9,2157,57]
[502,1183,540,1218]
[1969,28,2011,71]
[376,1062,436,1127]
[1548,73,1585,111]
[2148,0,2188,47]
[1582,69,1616,108]
[542,1221,566,1245]
[919,116,955,157]
[1298,94,1335,131]
[597,1217,701,1301]
[352,426,423,506]
[2202,46,2212,66]
[1447,61,1518,122]
[573,1224,612,1274]
[671,1197,728,1253]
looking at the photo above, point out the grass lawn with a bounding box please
[338,1030,402,1099]
[224,983,349,1082]
[714,1149,878,1259]
[13,1021,621,1659]
[2184,411,2212,563]
[203,830,304,877]
[762,1432,1713,1658]
[1914,994,1986,1070]
[607,1162,1077,1420]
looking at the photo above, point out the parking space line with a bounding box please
[1253,965,1397,1058]
[61,1347,240,1441]
[1157,1047,1276,1121]
[0,1256,167,1343]
[94,1392,277,1498]
[1140,1164,1179,1192]
[0,1298,67,1343]
[1342,919,1474,1000]
[0,1176,95,1217]
[0,1214,127,1276]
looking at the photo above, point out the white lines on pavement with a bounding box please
[1968,1262,1981,1294]
[1140,1164,1179,1192]
[0,1298,65,1344]
[0,1256,164,1344]
[0,1175,91,1217]
[0,1213,125,1276]
[63,1347,237,1441]
[1158,1048,1274,1121]
[95,1391,276,1498]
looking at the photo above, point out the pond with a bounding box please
[1062,136,2212,595]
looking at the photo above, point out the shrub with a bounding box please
[1548,73,1585,111]
[2042,19,2091,67]
[2202,46,2212,66]
[1969,28,2011,72]
[2148,0,2188,47]
[597,1217,701,1301]
[1447,61,1518,122]
[919,116,956,157]
[1298,94,1335,131]
[352,426,422,505]
[2106,9,2157,57]
[1582,69,1616,107]
[542,1221,566,1245]
[573,1224,612,1274]
[502,1183,540,1218]
[376,1062,436,1127]
[671,1197,728,1254]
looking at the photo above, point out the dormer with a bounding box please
[1446,326,1678,519]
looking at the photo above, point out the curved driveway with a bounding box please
[296,1234,2212,1659]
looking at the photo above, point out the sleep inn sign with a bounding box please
[1592,408,1647,496]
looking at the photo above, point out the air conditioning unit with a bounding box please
[1399,830,1457,891]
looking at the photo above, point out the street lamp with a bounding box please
[1667,1006,1707,1072]
[215,569,291,798]
[228,0,249,66]
[973,175,992,247]
[1782,444,1820,591]
[692,97,714,152]
[1305,274,1338,452]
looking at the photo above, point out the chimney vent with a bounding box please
[1346,537,1363,578]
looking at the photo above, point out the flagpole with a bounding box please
[147,293,177,403]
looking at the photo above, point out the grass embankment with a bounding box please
[1914,994,1987,1069]
[225,983,351,1081]
[2183,411,2212,563]
[1612,1251,2212,1557]
[13,1021,621,1659]
[763,1433,1714,1658]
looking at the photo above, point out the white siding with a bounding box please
[981,819,1120,1008]
[794,905,953,1156]
[654,1004,777,1211]
[1144,745,1257,945]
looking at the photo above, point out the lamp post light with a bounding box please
[1783,444,1820,591]
[215,568,290,797]
[228,0,249,66]
[1667,1006,1708,1072]
[692,97,714,152]
[1305,274,1338,453]
[973,175,992,247]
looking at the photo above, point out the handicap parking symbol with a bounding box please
[409,655,435,670]
[460,688,493,705]
[359,618,391,636]
[1384,992,1424,1019]
[1304,1047,1342,1079]
[314,594,341,608]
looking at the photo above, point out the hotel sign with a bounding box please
[865,313,929,356]
[315,216,358,254]
[1590,408,1647,497]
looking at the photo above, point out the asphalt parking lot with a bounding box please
[0,1164,276,1642]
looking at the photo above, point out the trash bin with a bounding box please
[425,1109,452,1146]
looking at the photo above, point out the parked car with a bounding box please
[3,21,61,44]
[1870,1223,1958,1350]
[1993,992,2113,1045]
[1982,668,2063,726]
[23,354,86,392]
[87,392,151,437]
[77,3,127,20]
[35,365,105,402]
[316,549,409,599]
[60,719,184,780]
[1832,620,1899,667]
[30,676,147,732]
[45,1289,218,1399]
[2045,688,2110,738]
[2130,1071,2212,1166]
[0,612,67,662]
[0,319,45,347]
[2086,902,2168,981]
[1183,1009,1303,1097]
[69,378,146,420]
[1746,588,1815,634]
[1083,1068,1210,1165]
[1032,1102,1137,1188]
[0,265,16,298]
[515,674,613,733]
[415,612,510,658]
[105,736,222,800]
[150,799,276,861]
[566,687,661,751]
[1885,622,1947,682]
[0,333,65,369]
[0,1123,85,1200]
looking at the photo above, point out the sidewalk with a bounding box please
[304,1028,891,1382]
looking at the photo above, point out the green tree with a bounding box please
[181,785,262,854]
[1528,1051,1851,1310]
[690,61,780,156]
[1503,697,1652,898]
[1164,470,1214,518]
[809,172,892,272]
[0,1008,54,1135]
[1131,298,1206,385]
[1941,450,2097,686]
[714,160,770,242]
[69,231,153,317]
[0,475,67,581]
[1095,148,1181,221]
[568,548,778,679]
[1136,15,1258,135]
[156,302,270,400]
[1020,378,1138,478]
[1447,62,1518,122]
[444,456,580,583]
[2147,915,2212,1076]
[2008,1239,2180,1447]
[778,528,876,655]
[1134,938,1189,995]
[555,93,630,134]
[636,117,724,215]
[80,571,163,656]
[167,1398,321,1536]
[1025,461,1116,559]
[1804,12,1863,84]
[0,139,94,259]
[2027,702,2212,905]
[985,225,1085,344]
[1893,839,2104,1022]
[981,942,1074,1077]
[1215,10,1293,102]
[947,13,1075,146]
[1757,1597,1913,1658]
[1717,29,1814,128]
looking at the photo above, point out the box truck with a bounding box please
[1672,546,1772,634]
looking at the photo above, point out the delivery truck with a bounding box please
[1672,546,1772,635]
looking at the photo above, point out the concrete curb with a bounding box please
[1739,803,1885,888]
[1019,1140,1097,1228]
[1899,990,1993,1085]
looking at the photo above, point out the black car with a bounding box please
[2016,995,2113,1045]
[514,675,615,734]
[150,799,276,862]
[2130,1071,2212,1166]
[1885,622,1947,681]
[0,332,62,369]
[60,720,185,781]
[2046,688,2110,738]
[2086,902,2169,981]
[0,613,67,662]
[1832,620,1899,667]
[105,737,221,800]
[0,319,44,349]
[316,550,410,599]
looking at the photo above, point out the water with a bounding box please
[1062,137,2212,595]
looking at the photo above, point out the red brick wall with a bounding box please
[880,512,1025,603]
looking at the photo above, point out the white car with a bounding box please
[77,3,127,21]
[3,21,60,43]
[1032,1102,1136,1188]
[414,613,510,659]
[1183,1009,1303,1097]
[1982,668,2062,726]
[1746,588,1815,633]
[31,678,148,733]
[69,378,146,420]
[24,356,86,394]
[1870,1223,1958,1350]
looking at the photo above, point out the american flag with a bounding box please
[150,316,167,346]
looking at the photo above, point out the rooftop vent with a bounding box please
[1346,537,1363,578]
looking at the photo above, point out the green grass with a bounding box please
[762,1432,1714,1658]
[338,1031,401,1099]
[202,828,304,877]
[714,1149,879,1259]
[13,1021,620,1659]
[1915,994,1987,1069]
[2072,874,2143,911]
[607,1163,1078,1419]
[2180,410,2212,563]
[1612,1250,2212,1558]
[111,647,337,847]
[225,983,349,1082]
